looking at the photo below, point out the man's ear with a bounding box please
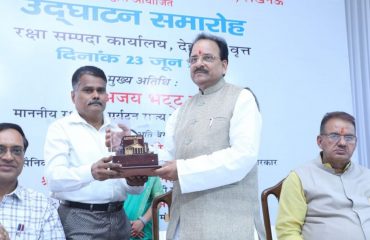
[71,90,75,104]
[317,135,323,149]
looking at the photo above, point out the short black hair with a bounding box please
[0,123,29,151]
[71,66,107,90]
[189,33,229,63]
[320,111,356,134]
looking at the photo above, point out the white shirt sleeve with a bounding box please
[170,89,262,193]
[156,108,179,163]
[43,114,144,202]
[44,121,95,192]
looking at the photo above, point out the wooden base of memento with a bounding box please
[112,153,160,177]
[113,153,158,167]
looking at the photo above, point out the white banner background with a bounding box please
[0,0,353,228]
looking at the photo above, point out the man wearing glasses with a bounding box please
[276,111,370,240]
[0,123,65,240]
[154,33,263,239]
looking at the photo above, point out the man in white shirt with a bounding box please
[44,66,146,239]
[154,33,264,240]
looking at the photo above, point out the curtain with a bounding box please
[345,0,370,167]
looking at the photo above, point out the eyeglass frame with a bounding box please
[188,54,222,65]
[0,145,25,158]
[320,133,357,143]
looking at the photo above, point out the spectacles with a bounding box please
[321,133,357,143]
[188,54,220,65]
[0,145,24,157]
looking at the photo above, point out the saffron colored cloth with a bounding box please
[277,157,370,240]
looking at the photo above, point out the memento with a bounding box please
[112,135,160,177]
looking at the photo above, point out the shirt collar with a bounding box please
[5,184,23,201]
[199,78,225,95]
[69,111,111,130]
[320,151,352,174]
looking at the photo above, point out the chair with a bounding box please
[261,179,285,240]
[152,190,172,240]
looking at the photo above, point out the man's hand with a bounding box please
[105,124,131,150]
[154,160,178,181]
[0,224,9,240]
[126,176,148,186]
[91,156,122,180]
[116,123,131,136]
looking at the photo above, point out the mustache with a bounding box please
[193,67,208,74]
[88,100,103,106]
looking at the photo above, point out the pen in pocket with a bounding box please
[209,118,213,127]
[16,223,24,237]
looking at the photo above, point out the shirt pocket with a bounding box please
[207,116,229,140]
